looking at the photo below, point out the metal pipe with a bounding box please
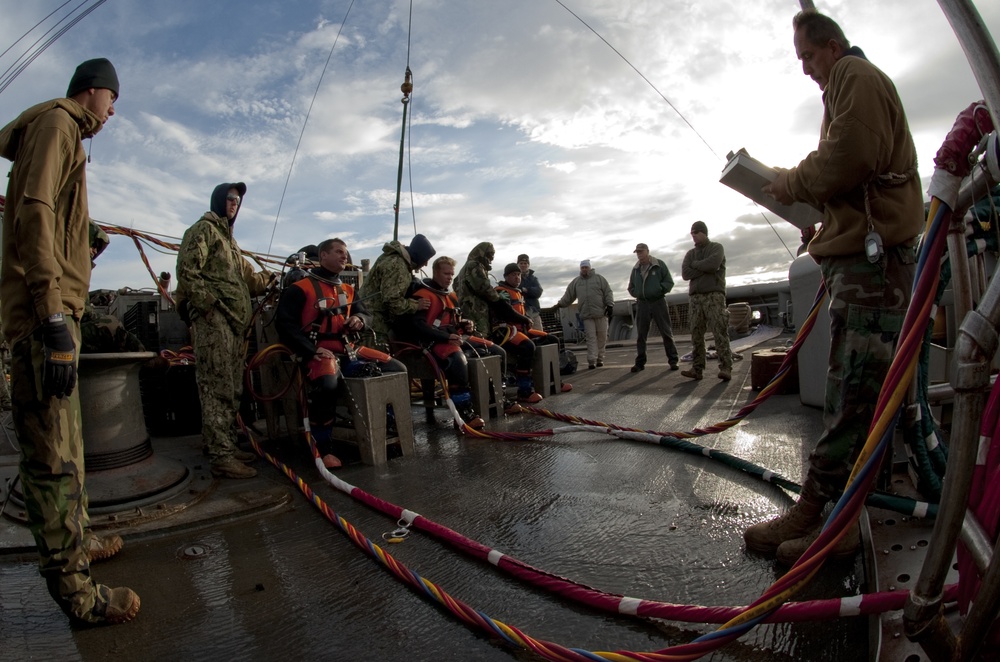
[960,510,994,574]
[925,373,996,402]
[946,215,974,341]
[957,531,1000,660]
[936,0,1000,129]
[904,272,999,655]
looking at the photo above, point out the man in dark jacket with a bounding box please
[681,222,732,381]
[627,243,679,372]
[0,58,139,625]
[517,254,544,329]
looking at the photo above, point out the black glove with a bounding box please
[605,305,614,320]
[41,314,77,398]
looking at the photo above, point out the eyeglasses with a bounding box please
[226,194,241,203]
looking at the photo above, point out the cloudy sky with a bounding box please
[1,0,998,306]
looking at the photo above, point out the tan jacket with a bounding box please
[0,99,103,344]
[782,56,924,257]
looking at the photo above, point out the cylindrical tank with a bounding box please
[789,254,831,408]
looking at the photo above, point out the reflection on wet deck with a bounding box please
[2,336,870,661]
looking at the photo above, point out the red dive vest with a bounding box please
[413,286,464,359]
[292,276,354,354]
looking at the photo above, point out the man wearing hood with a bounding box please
[176,182,274,479]
[0,58,140,625]
[359,234,435,353]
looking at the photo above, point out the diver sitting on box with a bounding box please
[276,237,406,458]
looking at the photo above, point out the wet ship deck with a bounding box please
[0,332,938,661]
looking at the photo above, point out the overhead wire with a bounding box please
[265,0,357,258]
[550,0,795,259]
[0,0,109,96]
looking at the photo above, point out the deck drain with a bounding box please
[179,544,212,560]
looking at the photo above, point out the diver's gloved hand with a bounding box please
[41,313,77,398]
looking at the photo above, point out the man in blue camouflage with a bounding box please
[176,182,274,479]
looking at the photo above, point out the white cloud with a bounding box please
[1,1,997,304]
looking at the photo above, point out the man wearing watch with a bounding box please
[0,58,140,625]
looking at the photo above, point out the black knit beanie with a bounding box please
[67,58,120,99]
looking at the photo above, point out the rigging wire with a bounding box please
[266,0,357,258]
[552,0,795,259]
[0,0,74,62]
[0,0,109,96]
[552,0,720,161]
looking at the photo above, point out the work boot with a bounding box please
[211,456,258,479]
[718,368,732,381]
[76,584,141,625]
[669,363,679,371]
[84,533,123,563]
[504,399,523,415]
[681,369,703,380]
[517,391,543,404]
[233,449,257,463]
[744,492,826,555]
[630,364,644,373]
[456,409,485,430]
[775,521,861,566]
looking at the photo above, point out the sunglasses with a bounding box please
[226,194,241,203]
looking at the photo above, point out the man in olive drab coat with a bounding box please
[747,10,924,565]
[0,58,139,625]
[176,182,273,479]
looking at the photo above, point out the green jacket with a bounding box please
[627,257,674,301]
[455,242,497,335]
[359,240,421,342]
[0,98,103,344]
[176,186,270,335]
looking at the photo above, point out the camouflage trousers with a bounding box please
[11,319,99,620]
[807,248,916,499]
[689,292,732,373]
[192,311,245,462]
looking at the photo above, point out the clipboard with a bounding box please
[719,149,824,230]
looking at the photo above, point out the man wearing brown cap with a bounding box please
[627,243,679,372]
[681,222,732,381]
[0,58,140,625]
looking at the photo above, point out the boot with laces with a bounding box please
[744,490,827,555]
[211,455,258,479]
[776,521,860,566]
[75,584,141,625]
[84,533,123,563]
